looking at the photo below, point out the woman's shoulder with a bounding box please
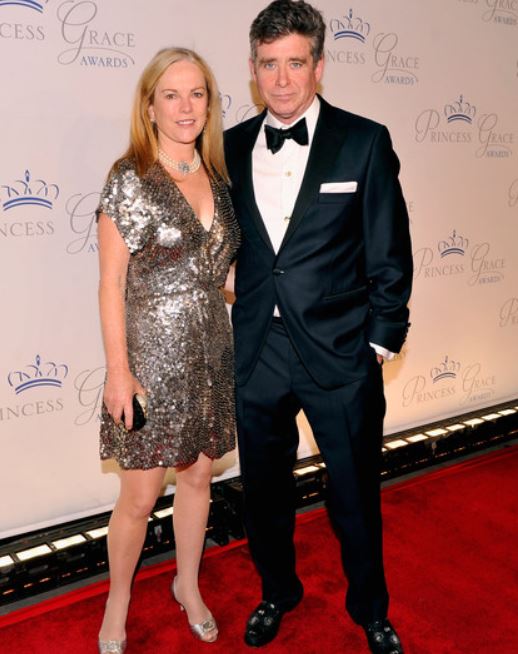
[99,158,147,210]
[210,168,231,191]
[109,157,139,181]
[102,158,146,198]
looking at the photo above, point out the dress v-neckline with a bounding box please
[159,162,215,233]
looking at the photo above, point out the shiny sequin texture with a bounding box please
[97,159,240,470]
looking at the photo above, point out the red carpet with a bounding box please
[1,446,517,653]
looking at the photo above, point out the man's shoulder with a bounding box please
[224,112,264,143]
[321,98,385,137]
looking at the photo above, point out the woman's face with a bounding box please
[149,60,209,151]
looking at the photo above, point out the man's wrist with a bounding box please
[369,342,395,361]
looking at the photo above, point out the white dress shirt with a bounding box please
[253,96,319,253]
[251,96,393,360]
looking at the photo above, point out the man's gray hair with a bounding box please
[250,0,326,63]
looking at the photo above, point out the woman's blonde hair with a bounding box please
[112,47,228,182]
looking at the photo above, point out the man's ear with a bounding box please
[314,56,325,84]
[249,57,257,82]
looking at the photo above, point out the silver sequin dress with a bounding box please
[97,159,240,470]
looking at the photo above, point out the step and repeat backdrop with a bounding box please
[1,0,517,538]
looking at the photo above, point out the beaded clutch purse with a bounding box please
[121,393,147,431]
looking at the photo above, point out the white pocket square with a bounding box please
[319,181,358,193]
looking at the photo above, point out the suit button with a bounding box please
[272,268,284,275]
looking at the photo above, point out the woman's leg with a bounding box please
[99,467,167,642]
[172,453,215,629]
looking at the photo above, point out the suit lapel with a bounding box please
[234,111,275,252]
[279,98,347,251]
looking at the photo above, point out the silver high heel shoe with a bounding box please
[171,576,218,643]
[98,639,127,654]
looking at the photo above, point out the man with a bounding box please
[224,1,412,652]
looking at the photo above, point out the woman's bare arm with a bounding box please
[98,213,144,429]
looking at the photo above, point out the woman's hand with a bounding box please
[103,369,146,431]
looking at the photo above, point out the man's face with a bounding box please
[250,33,323,125]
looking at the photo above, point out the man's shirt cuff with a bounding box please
[369,342,395,361]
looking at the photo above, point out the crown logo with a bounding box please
[444,95,476,124]
[8,354,69,395]
[0,0,48,12]
[330,9,371,43]
[1,169,59,211]
[219,93,232,119]
[430,355,461,383]
[438,229,469,257]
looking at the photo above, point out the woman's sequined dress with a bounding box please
[97,159,240,469]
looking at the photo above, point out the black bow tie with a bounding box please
[264,118,309,154]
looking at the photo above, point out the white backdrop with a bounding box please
[1,0,517,538]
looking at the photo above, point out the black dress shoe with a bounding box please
[363,618,403,654]
[244,600,298,647]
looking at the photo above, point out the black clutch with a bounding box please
[121,393,147,431]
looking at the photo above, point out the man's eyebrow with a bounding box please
[258,55,308,64]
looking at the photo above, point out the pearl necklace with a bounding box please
[158,148,201,175]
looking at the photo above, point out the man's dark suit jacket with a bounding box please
[224,97,413,390]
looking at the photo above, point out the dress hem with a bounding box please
[100,445,235,471]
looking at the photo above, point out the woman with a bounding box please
[97,47,239,653]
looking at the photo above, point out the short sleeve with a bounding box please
[96,161,152,254]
